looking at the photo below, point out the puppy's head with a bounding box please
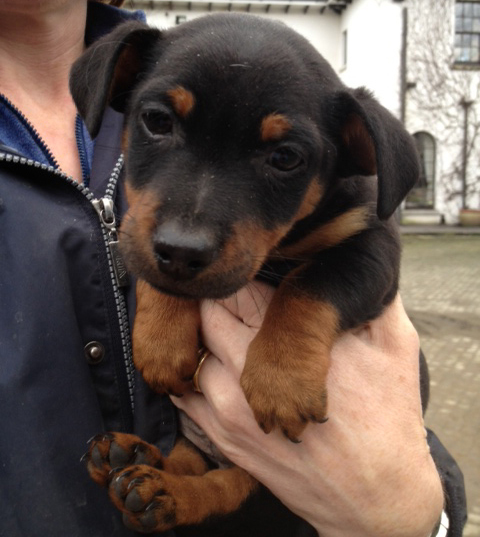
[71,14,418,299]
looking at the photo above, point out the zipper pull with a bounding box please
[92,198,130,288]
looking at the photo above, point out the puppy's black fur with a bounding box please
[73,14,420,534]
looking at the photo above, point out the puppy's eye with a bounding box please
[141,110,173,137]
[269,147,303,171]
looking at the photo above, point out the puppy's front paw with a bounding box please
[241,336,329,442]
[134,338,199,397]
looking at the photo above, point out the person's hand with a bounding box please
[172,283,444,537]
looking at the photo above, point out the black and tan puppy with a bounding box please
[72,13,419,534]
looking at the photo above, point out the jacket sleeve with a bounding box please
[427,429,467,537]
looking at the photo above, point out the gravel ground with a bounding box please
[400,234,480,537]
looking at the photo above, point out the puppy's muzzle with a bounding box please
[153,220,217,281]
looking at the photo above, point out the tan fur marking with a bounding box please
[163,467,257,526]
[279,206,371,259]
[260,113,292,142]
[294,179,324,223]
[162,438,210,476]
[205,180,322,283]
[219,220,291,280]
[121,127,130,154]
[254,292,339,365]
[168,86,195,118]
[121,182,160,272]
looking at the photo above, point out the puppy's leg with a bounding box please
[243,227,400,442]
[85,433,255,532]
[134,280,200,396]
[109,464,257,533]
[241,279,336,443]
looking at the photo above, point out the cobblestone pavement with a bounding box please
[400,234,480,537]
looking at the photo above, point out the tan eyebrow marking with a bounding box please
[167,86,195,118]
[260,113,292,142]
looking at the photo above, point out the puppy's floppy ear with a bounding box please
[327,88,419,220]
[70,21,162,138]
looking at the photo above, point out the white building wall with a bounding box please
[338,0,404,116]
[140,1,404,115]
[142,7,342,70]
[405,0,480,223]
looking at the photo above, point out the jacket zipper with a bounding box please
[0,150,136,414]
[75,114,92,185]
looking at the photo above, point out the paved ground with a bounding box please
[399,233,480,537]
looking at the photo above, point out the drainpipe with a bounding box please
[395,6,408,223]
[400,7,408,125]
[460,97,473,210]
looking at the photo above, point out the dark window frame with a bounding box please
[454,1,480,65]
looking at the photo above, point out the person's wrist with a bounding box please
[414,460,445,537]
[309,456,444,537]
[428,509,449,537]
[391,460,444,537]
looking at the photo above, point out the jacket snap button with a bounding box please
[84,341,105,364]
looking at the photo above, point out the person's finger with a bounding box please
[172,352,252,446]
[194,352,229,400]
[215,281,274,327]
[199,282,274,376]
[171,390,213,431]
[199,301,252,377]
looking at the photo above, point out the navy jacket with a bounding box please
[0,3,466,536]
[0,4,177,536]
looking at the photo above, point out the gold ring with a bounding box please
[193,347,211,393]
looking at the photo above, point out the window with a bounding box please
[406,132,436,209]
[454,1,480,64]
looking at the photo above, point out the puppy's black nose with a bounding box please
[153,221,216,280]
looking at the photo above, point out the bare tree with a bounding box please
[406,0,480,216]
